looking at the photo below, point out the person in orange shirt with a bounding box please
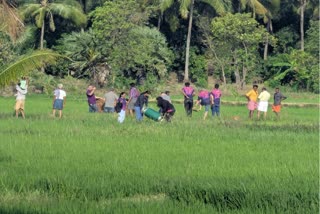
[245,85,258,119]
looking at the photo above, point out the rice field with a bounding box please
[0,95,318,213]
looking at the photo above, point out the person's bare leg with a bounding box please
[203,111,208,120]
[249,110,254,119]
[59,110,62,118]
[257,111,260,120]
[20,110,25,119]
[264,112,267,120]
[52,109,56,117]
[15,110,19,118]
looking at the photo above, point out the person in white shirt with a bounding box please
[257,87,271,120]
[52,84,66,118]
[14,81,28,119]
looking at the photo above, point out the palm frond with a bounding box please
[0,49,69,87]
[50,3,87,26]
[179,0,192,19]
[202,0,227,15]
[160,0,174,12]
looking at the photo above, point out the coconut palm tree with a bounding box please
[21,0,87,50]
[295,0,318,51]
[158,0,227,81]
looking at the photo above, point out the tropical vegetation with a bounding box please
[0,0,318,92]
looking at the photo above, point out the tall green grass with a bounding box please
[0,96,318,213]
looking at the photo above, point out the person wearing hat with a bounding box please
[104,87,118,113]
[257,87,271,120]
[52,83,66,118]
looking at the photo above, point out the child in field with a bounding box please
[117,92,127,123]
[20,77,27,90]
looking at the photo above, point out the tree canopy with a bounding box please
[0,0,318,92]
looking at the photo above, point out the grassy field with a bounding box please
[0,95,318,213]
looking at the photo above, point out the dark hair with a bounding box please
[143,90,151,95]
[275,87,279,90]
[214,84,219,89]
[165,91,170,95]
[253,84,258,88]
[130,83,135,87]
[185,82,190,87]
[119,92,125,98]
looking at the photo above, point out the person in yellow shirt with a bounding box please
[257,87,271,120]
[245,85,258,119]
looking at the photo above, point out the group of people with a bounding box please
[246,84,287,120]
[85,83,175,123]
[13,77,287,122]
[181,82,222,120]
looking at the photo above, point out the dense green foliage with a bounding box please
[0,96,318,213]
[0,0,319,90]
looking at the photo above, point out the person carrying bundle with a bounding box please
[156,96,175,122]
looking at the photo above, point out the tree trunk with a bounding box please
[184,0,194,81]
[263,20,271,60]
[40,21,44,50]
[300,0,306,51]
[221,64,226,84]
[40,20,45,72]
[241,65,247,89]
[157,12,162,30]
[263,33,269,60]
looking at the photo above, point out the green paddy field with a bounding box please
[0,95,318,213]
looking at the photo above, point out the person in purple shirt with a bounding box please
[210,84,222,117]
[127,83,140,117]
[117,92,127,123]
[181,82,195,117]
[195,89,211,120]
[86,85,98,112]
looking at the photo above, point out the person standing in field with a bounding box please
[14,79,28,119]
[134,90,150,121]
[257,87,271,120]
[127,83,139,117]
[272,88,287,119]
[245,85,259,119]
[117,92,127,123]
[210,84,222,117]
[86,85,98,113]
[182,82,195,117]
[103,88,118,113]
[195,89,211,120]
[52,83,66,118]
